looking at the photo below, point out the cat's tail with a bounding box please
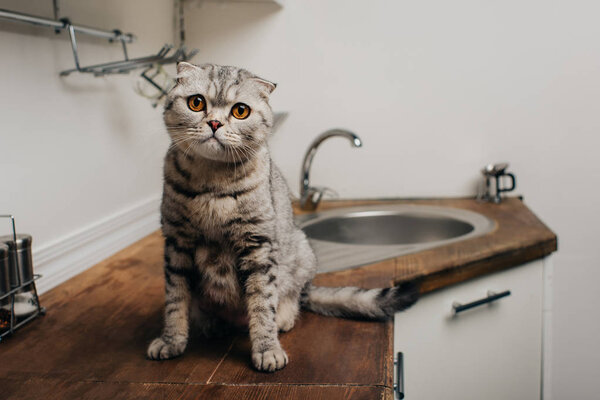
[300,280,420,320]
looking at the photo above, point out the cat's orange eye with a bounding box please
[187,95,206,112]
[231,103,251,120]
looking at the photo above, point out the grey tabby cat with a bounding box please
[147,62,418,372]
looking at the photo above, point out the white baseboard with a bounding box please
[33,196,161,294]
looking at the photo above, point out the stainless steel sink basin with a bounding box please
[296,204,495,273]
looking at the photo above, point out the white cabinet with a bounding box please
[394,259,548,400]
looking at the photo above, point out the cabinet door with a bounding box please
[394,260,543,400]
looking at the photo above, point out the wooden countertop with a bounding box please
[0,197,556,400]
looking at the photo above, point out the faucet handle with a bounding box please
[301,186,338,211]
[313,186,339,201]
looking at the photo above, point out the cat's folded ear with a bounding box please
[252,77,277,95]
[176,61,198,76]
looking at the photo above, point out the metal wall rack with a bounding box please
[0,215,45,342]
[0,1,197,101]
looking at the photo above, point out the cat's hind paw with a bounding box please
[276,315,296,332]
[146,336,187,360]
[252,347,289,372]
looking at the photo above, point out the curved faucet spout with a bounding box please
[300,129,363,210]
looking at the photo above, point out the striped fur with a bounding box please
[301,280,419,320]
[147,63,419,371]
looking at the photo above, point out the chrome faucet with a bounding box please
[299,129,363,211]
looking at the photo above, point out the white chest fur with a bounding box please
[186,194,239,233]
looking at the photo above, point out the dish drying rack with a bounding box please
[0,0,197,105]
[0,215,45,342]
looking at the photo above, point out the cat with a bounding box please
[147,62,419,372]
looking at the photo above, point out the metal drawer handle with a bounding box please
[452,290,511,315]
[393,352,404,399]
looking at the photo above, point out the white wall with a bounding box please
[184,1,600,398]
[0,0,172,290]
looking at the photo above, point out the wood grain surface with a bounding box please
[1,377,391,400]
[0,197,556,399]
[0,232,392,400]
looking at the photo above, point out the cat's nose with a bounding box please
[207,120,223,133]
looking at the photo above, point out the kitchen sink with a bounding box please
[296,204,495,273]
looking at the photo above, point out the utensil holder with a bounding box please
[0,215,45,342]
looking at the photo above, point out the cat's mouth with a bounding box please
[200,136,226,149]
[180,133,240,163]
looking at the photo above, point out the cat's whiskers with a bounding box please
[167,138,189,152]
[233,146,251,182]
[226,145,238,179]
[227,143,249,179]
[182,138,197,161]
[239,144,260,163]
[237,146,254,180]
[167,136,196,153]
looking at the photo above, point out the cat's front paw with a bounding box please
[252,347,289,372]
[146,336,187,360]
